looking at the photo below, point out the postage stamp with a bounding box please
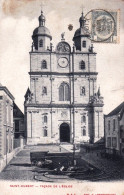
[84,9,120,43]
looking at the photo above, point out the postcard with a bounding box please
[0,0,124,195]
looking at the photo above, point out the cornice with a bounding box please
[25,103,90,108]
[0,87,15,101]
[29,51,97,55]
[29,72,98,76]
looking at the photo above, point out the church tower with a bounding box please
[73,12,91,52]
[24,11,104,145]
[32,10,52,52]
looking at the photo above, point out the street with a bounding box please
[0,145,67,181]
[0,144,124,182]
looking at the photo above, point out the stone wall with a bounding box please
[0,147,21,172]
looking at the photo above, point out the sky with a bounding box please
[0,0,124,114]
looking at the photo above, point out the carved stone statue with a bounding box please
[57,42,70,52]
[61,32,65,39]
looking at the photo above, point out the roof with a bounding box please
[0,85,14,100]
[24,87,31,98]
[107,102,124,117]
[13,102,24,118]
[32,26,52,40]
[73,28,90,39]
[94,137,105,145]
[120,107,124,120]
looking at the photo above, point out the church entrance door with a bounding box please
[60,123,70,142]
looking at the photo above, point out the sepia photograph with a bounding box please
[0,0,124,194]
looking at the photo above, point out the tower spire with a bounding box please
[97,87,101,97]
[79,12,85,28]
[39,10,46,26]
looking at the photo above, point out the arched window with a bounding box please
[41,60,47,69]
[81,115,86,123]
[80,60,85,70]
[44,115,47,123]
[39,39,43,47]
[44,128,47,137]
[42,86,47,95]
[59,82,69,101]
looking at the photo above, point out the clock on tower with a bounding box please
[58,57,68,68]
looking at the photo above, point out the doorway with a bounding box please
[60,123,70,142]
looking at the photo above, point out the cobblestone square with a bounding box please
[0,144,124,182]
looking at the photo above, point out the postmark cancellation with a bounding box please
[84,9,120,43]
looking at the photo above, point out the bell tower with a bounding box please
[73,12,91,52]
[32,10,52,52]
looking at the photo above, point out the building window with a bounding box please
[41,60,47,69]
[44,129,47,137]
[42,86,47,95]
[82,41,86,48]
[113,119,116,131]
[0,96,3,100]
[82,128,86,136]
[44,115,47,123]
[80,87,85,96]
[39,39,43,47]
[59,82,69,101]
[81,115,86,123]
[107,137,111,147]
[80,61,85,70]
[112,137,117,148]
[108,120,110,131]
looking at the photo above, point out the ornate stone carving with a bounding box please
[61,111,68,118]
[26,93,33,103]
[89,94,104,104]
[56,42,70,52]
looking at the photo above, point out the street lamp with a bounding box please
[72,132,76,166]
[72,110,78,166]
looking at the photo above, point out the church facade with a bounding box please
[24,11,104,145]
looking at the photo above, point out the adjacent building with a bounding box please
[24,11,104,145]
[0,84,14,158]
[105,102,124,157]
[13,102,24,139]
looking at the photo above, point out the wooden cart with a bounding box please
[30,151,49,166]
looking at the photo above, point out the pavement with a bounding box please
[0,144,124,181]
[0,145,68,181]
[79,150,124,181]
[60,144,124,181]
